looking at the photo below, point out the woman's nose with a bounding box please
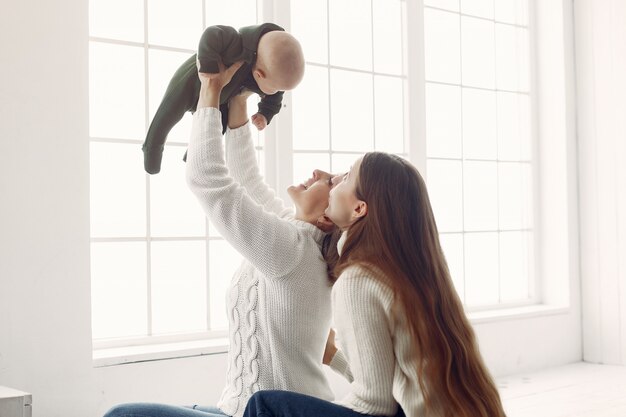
[314,169,327,181]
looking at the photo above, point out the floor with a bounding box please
[497,362,626,417]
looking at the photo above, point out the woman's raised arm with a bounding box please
[223,92,289,216]
[186,63,305,279]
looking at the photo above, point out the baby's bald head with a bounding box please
[254,31,305,94]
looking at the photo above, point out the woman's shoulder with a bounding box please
[334,263,395,303]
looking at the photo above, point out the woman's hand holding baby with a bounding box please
[197,59,244,109]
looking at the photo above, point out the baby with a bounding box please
[142,23,305,174]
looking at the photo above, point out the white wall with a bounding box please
[575,0,626,365]
[0,1,582,416]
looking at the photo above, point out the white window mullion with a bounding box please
[271,0,295,203]
[258,0,284,199]
[143,0,153,337]
[403,0,428,175]
[528,0,542,306]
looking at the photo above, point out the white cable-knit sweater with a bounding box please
[328,232,430,417]
[186,107,334,417]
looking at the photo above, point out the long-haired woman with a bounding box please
[243,152,507,417]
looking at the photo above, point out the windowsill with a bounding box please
[93,305,569,367]
[93,337,229,368]
[468,304,569,324]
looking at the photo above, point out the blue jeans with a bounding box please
[243,391,401,417]
[103,403,229,417]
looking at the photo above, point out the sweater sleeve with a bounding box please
[186,107,305,279]
[224,121,290,217]
[328,348,354,383]
[332,268,398,416]
[257,91,283,125]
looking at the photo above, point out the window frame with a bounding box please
[91,0,579,365]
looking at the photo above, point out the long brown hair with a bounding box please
[323,152,506,417]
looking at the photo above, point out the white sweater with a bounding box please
[328,232,429,417]
[186,107,334,417]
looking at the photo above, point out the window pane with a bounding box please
[499,231,532,302]
[90,142,146,237]
[374,75,404,153]
[89,42,145,140]
[498,162,533,230]
[426,83,462,158]
[497,92,531,161]
[292,65,330,151]
[208,218,220,238]
[495,24,529,92]
[151,241,207,334]
[291,0,328,65]
[150,145,207,237]
[424,0,459,12]
[495,0,528,26]
[148,49,195,143]
[205,0,257,29]
[462,88,497,160]
[329,0,372,71]
[464,232,499,306]
[331,153,363,175]
[330,69,374,152]
[427,160,463,233]
[439,233,465,300]
[209,240,244,330]
[89,0,144,42]
[91,242,148,339]
[461,0,494,19]
[463,161,498,231]
[461,16,495,89]
[293,153,331,186]
[147,0,202,50]
[424,8,460,84]
[373,0,403,75]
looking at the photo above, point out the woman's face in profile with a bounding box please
[287,169,334,218]
[326,157,363,230]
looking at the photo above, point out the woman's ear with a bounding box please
[317,215,335,233]
[352,200,368,221]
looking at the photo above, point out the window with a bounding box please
[288,0,536,310]
[289,0,407,181]
[89,0,538,353]
[423,0,535,309]
[89,0,260,345]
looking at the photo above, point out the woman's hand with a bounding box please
[322,328,338,365]
[196,58,244,110]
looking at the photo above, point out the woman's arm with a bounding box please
[223,94,289,216]
[332,269,398,415]
[186,63,305,278]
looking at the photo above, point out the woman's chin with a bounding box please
[287,184,306,194]
[286,185,300,202]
